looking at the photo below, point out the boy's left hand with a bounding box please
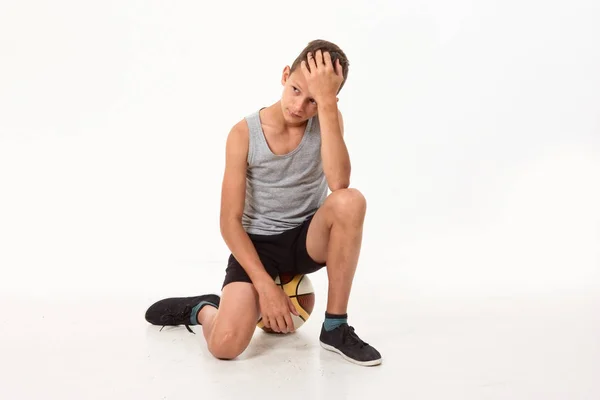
[301,49,343,105]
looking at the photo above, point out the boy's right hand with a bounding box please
[256,281,299,333]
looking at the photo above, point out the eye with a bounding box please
[310,99,317,105]
[292,86,299,92]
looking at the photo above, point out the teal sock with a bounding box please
[324,312,348,331]
[190,301,218,325]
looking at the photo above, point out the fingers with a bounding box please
[315,49,325,65]
[307,51,318,73]
[264,316,278,332]
[322,50,333,69]
[300,60,310,77]
[306,50,340,75]
[325,52,342,76]
[283,313,295,333]
[265,311,297,333]
[308,50,326,70]
[259,291,298,333]
[275,316,287,333]
[288,297,300,316]
[271,306,295,333]
[263,316,271,330]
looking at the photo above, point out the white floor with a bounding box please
[1,1,599,396]
[1,269,599,400]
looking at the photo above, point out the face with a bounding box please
[280,66,319,124]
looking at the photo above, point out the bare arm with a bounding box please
[219,122,299,332]
[318,103,350,191]
[301,49,351,191]
[219,122,273,290]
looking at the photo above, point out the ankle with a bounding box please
[324,312,348,331]
[197,304,218,325]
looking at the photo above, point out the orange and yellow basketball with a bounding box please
[256,274,315,333]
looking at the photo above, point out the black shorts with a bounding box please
[222,213,327,289]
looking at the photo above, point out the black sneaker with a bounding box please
[145,294,220,334]
[319,323,382,366]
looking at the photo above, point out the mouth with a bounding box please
[288,110,301,118]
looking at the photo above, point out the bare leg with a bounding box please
[305,188,367,314]
[197,305,218,344]
[197,282,260,359]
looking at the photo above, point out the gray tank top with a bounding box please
[241,108,328,235]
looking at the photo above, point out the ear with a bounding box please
[281,66,291,86]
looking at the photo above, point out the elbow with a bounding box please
[220,213,241,236]
[219,217,227,236]
[327,168,351,192]
[328,179,350,192]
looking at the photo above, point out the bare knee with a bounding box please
[208,330,251,360]
[329,188,367,223]
[206,282,259,360]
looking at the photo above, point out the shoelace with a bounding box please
[343,325,368,348]
[159,306,196,334]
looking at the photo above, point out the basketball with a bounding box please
[256,274,315,333]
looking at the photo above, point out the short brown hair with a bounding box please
[290,39,350,94]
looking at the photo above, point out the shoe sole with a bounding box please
[319,341,382,366]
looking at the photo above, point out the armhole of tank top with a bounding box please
[311,114,319,135]
[307,115,319,147]
[244,117,255,166]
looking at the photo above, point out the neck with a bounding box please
[263,101,308,132]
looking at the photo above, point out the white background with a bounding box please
[0,1,599,399]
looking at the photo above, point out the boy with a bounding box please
[145,39,382,366]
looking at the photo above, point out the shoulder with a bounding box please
[227,118,249,143]
[231,118,250,137]
[225,119,250,158]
